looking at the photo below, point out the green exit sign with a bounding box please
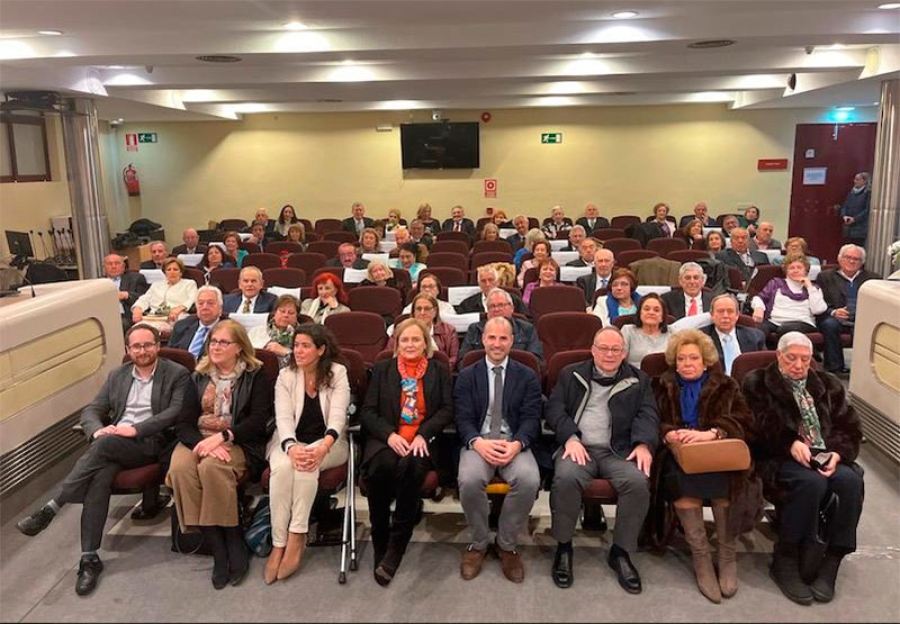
[138,132,158,143]
[541,132,562,144]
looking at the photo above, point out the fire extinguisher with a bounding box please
[123,164,141,197]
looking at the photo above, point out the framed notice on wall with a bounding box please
[803,167,827,185]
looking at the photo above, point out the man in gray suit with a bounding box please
[701,294,767,375]
[717,227,769,286]
[16,324,193,596]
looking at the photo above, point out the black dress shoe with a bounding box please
[131,494,171,521]
[17,505,56,537]
[608,551,642,594]
[552,548,574,588]
[75,556,104,596]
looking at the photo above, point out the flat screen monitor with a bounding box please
[5,230,34,258]
[400,122,480,169]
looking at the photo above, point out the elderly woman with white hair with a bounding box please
[751,253,826,339]
[742,332,863,606]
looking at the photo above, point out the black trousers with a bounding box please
[362,449,433,546]
[776,460,863,552]
[56,434,162,552]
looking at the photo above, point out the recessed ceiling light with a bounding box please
[829,43,845,50]
[835,106,856,111]
[611,10,638,18]
[107,65,126,69]
[38,29,63,36]
[872,101,880,105]
[195,55,242,63]
[878,3,900,9]
[688,39,735,49]
[282,21,308,30]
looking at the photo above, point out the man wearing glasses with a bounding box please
[457,288,542,370]
[815,244,879,376]
[16,324,194,596]
[455,266,528,316]
[545,327,660,592]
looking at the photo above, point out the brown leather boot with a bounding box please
[712,501,738,598]
[264,546,284,585]
[277,532,306,580]
[676,506,722,604]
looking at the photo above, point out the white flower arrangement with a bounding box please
[890,240,900,268]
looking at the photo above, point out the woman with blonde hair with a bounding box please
[388,292,459,369]
[416,203,440,235]
[167,320,273,589]
[513,227,548,271]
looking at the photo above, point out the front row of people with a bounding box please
[18,320,863,607]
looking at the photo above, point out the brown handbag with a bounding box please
[669,438,751,474]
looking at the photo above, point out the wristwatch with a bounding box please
[221,429,231,443]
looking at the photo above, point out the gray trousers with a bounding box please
[458,447,540,551]
[56,434,162,552]
[550,446,650,552]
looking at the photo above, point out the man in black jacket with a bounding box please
[575,248,615,307]
[505,215,529,250]
[341,201,375,236]
[661,262,714,319]
[138,241,169,270]
[455,265,528,316]
[104,253,148,332]
[457,289,542,369]
[545,326,659,592]
[441,205,476,238]
[717,227,769,286]
[575,203,610,232]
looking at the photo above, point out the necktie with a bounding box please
[188,324,211,359]
[599,277,608,290]
[454,221,461,232]
[722,334,737,376]
[687,297,698,316]
[489,366,504,439]
[242,298,251,313]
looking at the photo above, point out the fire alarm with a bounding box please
[481,111,492,123]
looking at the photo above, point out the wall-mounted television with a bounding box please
[400,122,480,169]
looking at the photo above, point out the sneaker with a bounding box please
[17,505,56,537]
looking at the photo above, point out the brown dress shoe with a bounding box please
[264,546,284,585]
[496,546,525,583]
[277,532,306,581]
[460,545,488,580]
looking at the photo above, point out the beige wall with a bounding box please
[0,116,71,260]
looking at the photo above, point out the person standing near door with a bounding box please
[838,172,870,247]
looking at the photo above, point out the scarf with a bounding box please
[397,356,428,443]
[760,278,812,319]
[786,375,825,448]
[198,360,246,437]
[267,320,295,348]
[676,372,708,429]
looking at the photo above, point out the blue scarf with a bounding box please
[677,372,708,429]
[606,290,642,322]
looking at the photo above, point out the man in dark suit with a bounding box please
[717,227,769,285]
[222,266,278,315]
[815,244,878,374]
[455,316,542,583]
[575,248,615,307]
[168,285,223,358]
[458,289,543,369]
[456,265,529,316]
[324,242,370,270]
[575,203,610,232]
[561,225,586,252]
[661,262,714,319]
[441,205,476,238]
[566,238,600,267]
[702,294,766,375]
[678,202,717,228]
[409,219,434,250]
[16,324,194,596]
[505,215,530,250]
[104,253,148,332]
[138,241,169,270]
[171,228,207,256]
[341,201,375,236]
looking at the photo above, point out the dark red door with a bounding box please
[788,123,877,264]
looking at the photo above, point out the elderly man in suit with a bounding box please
[750,222,783,252]
[505,215,530,250]
[717,227,769,286]
[661,262,713,319]
[16,324,194,596]
[104,253,148,332]
[324,242,370,270]
[441,205,476,238]
[168,285,223,358]
[458,288,542,369]
[566,238,600,268]
[138,241,169,270]
[456,265,529,316]
[679,202,717,228]
[172,228,207,256]
[455,316,543,583]
[701,294,767,375]
[575,248,616,308]
[575,203,610,232]
[341,201,375,236]
[222,266,278,315]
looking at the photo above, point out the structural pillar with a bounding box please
[866,79,900,276]
[61,98,109,279]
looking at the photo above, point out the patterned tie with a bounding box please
[688,297,698,316]
[242,298,251,313]
[489,366,504,439]
[454,221,461,232]
[599,277,608,290]
[188,324,211,359]
[722,334,737,376]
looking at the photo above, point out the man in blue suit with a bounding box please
[702,294,767,375]
[455,316,542,584]
[222,266,277,316]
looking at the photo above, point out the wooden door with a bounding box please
[788,123,877,263]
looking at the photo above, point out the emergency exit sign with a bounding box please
[541,133,562,144]
[137,132,158,143]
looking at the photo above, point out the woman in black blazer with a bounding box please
[360,318,453,587]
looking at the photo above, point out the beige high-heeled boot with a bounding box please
[712,501,738,598]
[676,506,722,604]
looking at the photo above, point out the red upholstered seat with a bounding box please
[112,463,163,491]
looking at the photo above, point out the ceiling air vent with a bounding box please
[687,40,735,49]
[195,55,242,63]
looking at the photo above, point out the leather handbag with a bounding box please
[669,438,751,474]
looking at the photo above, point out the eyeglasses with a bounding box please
[487,302,511,310]
[128,342,158,352]
[208,339,235,348]
[413,306,435,313]
[592,344,624,354]
[842,256,863,262]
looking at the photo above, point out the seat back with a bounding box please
[472,240,513,255]
[254,349,281,384]
[266,241,305,255]
[591,227,627,241]
[602,237,643,255]
[263,267,307,288]
[731,351,777,384]
[348,286,403,321]
[431,240,469,256]
[426,252,469,273]
[667,249,710,264]
[324,231,358,243]
[306,240,340,258]
[647,237,688,256]
[340,348,369,422]
[545,349,592,393]
[746,264,785,300]
[616,249,659,269]
[242,253,282,271]
[183,267,205,288]
[471,251,513,270]
[209,267,240,294]
[460,349,543,383]
[640,352,669,379]
[421,266,467,288]
[715,213,740,226]
[239,241,260,254]
[435,230,472,246]
[325,311,388,366]
[286,252,327,275]
[218,218,248,231]
[609,215,641,229]
[528,286,590,322]
[314,218,344,235]
[537,312,602,363]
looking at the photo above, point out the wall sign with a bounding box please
[757,158,789,171]
[803,167,827,185]
[484,179,497,198]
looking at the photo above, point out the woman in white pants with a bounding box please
[265,324,350,584]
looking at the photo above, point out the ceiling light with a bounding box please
[829,43,845,50]
[877,3,900,8]
[835,106,856,111]
[873,101,880,105]
[688,39,735,49]
[282,21,308,30]
[195,55,242,63]
[611,10,638,18]
[38,29,63,36]
[107,65,126,69]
